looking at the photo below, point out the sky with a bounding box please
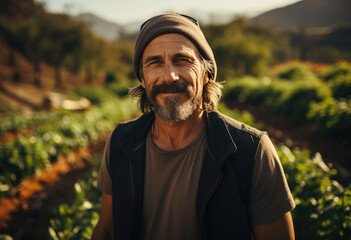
[37,0,301,25]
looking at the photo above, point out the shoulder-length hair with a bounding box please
[129,57,222,113]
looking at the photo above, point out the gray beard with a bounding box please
[154,96,198,122]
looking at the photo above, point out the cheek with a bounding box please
[143,70,161,90]
[188,65,204,91]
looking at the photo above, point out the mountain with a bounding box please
[253,0,351,31]
[73,13,142,42]
[73,13,124,41]
[74,0,351,41]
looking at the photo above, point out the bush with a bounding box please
[105,72,117,85]
[277,81,331,123]
[277,62,317,81]
[278,146,351,239]
[74,87,115,104]
[321,62,351,82]
[223,76,331,123]
[217,103,258,128]
[222,76,261,102]
[328,74,351,99]
[308,98,351,137]
[107,81,139,97]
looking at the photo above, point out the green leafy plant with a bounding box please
[48,155,102,240]
[321,62,351,82]
[278,146,351,239]
[0,97,139,197]
[74,87,115,104]
[277,62,317,81]
[0,110,69,137]
[328,74,351,99]
[308,98,351,137]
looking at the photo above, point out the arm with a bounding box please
[92,192,114,240]
[252,212,295,240]
[250,135,296,239]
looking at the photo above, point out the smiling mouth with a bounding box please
[156,92,185,100]
[159,92,183,95]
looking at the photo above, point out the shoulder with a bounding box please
[111,112,154,141]
[206,110,268,168]
[111,117,138,139]
[212,110,266,143]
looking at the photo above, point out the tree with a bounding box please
[202,17,288,80]
[39,14,92,89]
[16,16,46,86]
[0,18,21,82]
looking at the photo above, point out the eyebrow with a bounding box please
[143,52,197,66]
[144,55,161,65]
[174,53,195,61]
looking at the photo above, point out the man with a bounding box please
[92,13,295,240]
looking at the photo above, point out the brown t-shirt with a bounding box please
[142,128,206,240]
[97,128,295,237]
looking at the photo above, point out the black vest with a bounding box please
[109,111,265,240]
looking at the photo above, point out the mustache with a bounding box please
[150,81,190,100]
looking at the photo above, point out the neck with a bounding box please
[152,109,206,151]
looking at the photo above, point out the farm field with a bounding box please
[0,61,350,239]
[1,1,351,238]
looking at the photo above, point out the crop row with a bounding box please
[0,97,139,197]
[0,110,70,137]
[47,107,351,240]
[279,146,350,239]
[48,155,102,240]
[0,83,132,138]
[223,75,351,139]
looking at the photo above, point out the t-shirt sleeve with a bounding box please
[249,134,295,225]
[97,134,113,195]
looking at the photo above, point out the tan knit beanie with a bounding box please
[133,13,217,82]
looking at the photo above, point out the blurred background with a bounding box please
[0,0,350,239]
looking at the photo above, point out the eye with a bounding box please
[147,60,160,67]
[175,57,191,64]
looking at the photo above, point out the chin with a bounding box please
[154,96,195,122]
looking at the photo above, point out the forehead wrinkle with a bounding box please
[143,46,200,66]
[143,33,200,60]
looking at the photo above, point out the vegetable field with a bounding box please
[0,61,351,240]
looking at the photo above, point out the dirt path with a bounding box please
[226,102,351,186]
[0,139,106,240]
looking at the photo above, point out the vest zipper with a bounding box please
[198,164,221,239]
[198,149,235,239]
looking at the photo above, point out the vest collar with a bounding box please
[119,112,155,153]
[206,111,238,162]
[119,110,237,161]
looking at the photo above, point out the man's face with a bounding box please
[141,33,206,122]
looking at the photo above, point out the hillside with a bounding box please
[74,0,351,41]
[253,0,351,31]
[73,13,141,42]
[73,13,123,42]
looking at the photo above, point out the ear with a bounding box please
[141,78,146,89]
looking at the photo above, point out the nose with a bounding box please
[161,62,179,84]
